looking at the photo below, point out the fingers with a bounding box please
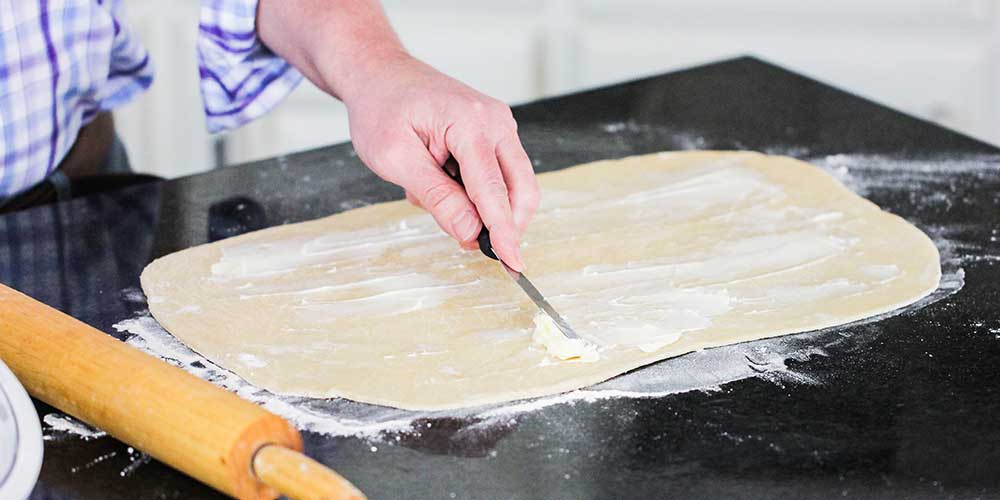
[495,134,540,235]
[361,92,538,269]
[448,128,525,271]
[378,135,482,248]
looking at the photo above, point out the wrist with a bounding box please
[321,38,410,104]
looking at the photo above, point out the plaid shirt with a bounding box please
[0,0,302,200]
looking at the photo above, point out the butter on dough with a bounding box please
[530,313,598,362]
[141,151,941,411]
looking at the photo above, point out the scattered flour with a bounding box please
[112,151,991,441]
[116,275,952,441]
[599,120,710,151]
[43,413,106,441]
[113,248,963,442]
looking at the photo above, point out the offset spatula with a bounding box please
[442,158,581,340]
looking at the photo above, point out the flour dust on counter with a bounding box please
[136,151,942,411]
[42,413,106,441]
[112,150,988,441]
[116,241,962,440]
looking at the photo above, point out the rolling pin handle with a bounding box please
[0,283,365,500]
[441,157,498,261]
[252,444,366,500]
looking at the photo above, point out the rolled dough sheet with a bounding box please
[141,151,941,411]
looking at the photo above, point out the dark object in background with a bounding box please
[207,196,268,242]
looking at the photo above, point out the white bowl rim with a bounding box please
[0,358,43,500]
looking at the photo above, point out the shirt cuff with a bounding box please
[198,0,303,133]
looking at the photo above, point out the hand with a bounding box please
[257,1,538,269]
[341,52,539,271]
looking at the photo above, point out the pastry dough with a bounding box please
[141,151,941,410]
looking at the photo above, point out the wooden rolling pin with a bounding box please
[0,283,365,500]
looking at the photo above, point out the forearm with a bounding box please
[256,0,539,269]
[256,0,406,102]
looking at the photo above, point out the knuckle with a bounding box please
[456,132,494,161]
[421,182,458,210]
[471,98,488,111]
[486,100,516,129]
[477,161,506,183]
[467,98,489,116]
[507,115,519,132]
[469,175,508,205]
[492,100,513,118]
[491,118,518,139]
[465,97,509,121]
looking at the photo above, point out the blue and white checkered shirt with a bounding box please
[0,0,302,200]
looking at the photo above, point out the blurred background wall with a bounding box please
[115,0,1000,178]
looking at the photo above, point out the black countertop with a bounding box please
[8,57,1000,499]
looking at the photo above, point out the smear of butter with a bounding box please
[531,313,599,362]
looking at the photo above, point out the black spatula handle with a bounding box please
[442,157,497,260]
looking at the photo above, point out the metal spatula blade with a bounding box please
[441,158,581,341]
[498,260,581,340]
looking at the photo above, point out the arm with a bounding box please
[257,0,539,270]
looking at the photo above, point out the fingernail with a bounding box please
[454,210,480,241]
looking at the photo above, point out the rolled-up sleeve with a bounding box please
[198,0,303,133]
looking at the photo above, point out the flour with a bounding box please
[113,151,988,441]
[119,447,151,478]
[42,414,153,477]
[113,243,961,441]
[813,153,999,198]
[43,413,107,441]
[598,120,709,151]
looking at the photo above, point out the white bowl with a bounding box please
[0,358,43,500]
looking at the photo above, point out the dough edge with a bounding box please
[140,150,943,411]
